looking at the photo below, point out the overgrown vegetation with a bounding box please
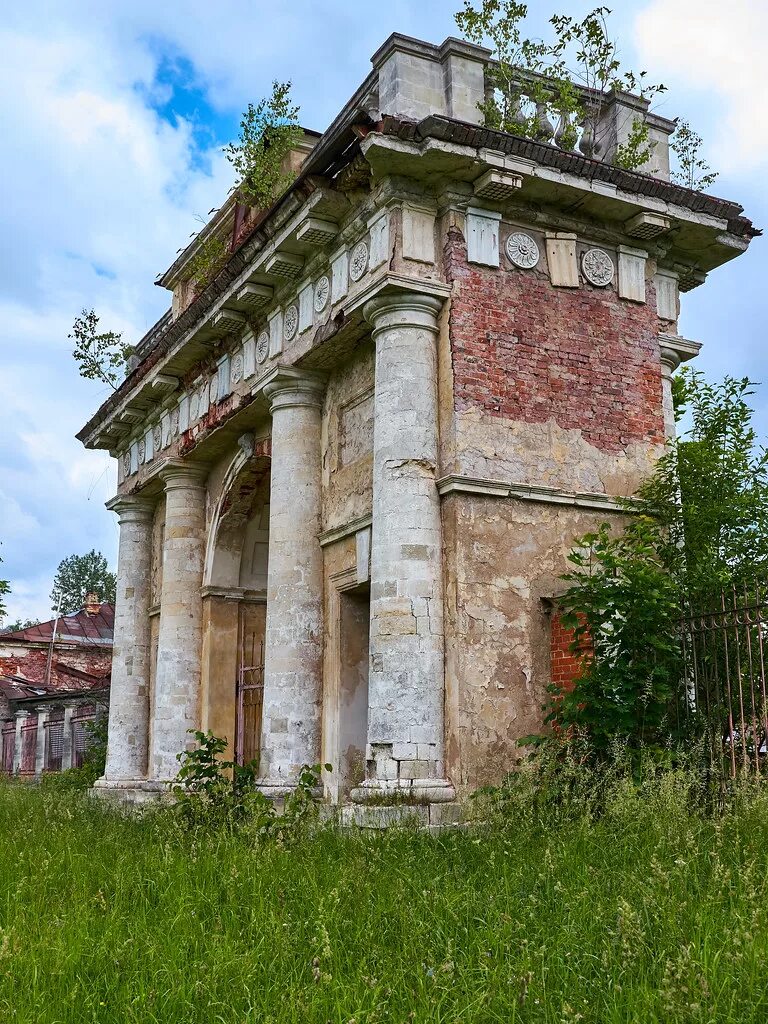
[172,729,329,840]
[224,80,303,209]
[3,769,768,1022]
[69,308,133,390]
[455,3,666,169]
[455,2,717,187]
[543,371,768,761]
[670,118,718,191]
[186,232,228,292]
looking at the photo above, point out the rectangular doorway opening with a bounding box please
[338,583,370,796]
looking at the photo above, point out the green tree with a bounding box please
[69,309,133,390]
[224,80,303,209]
[455,3,669,169]
[670,119,718,192]
[639,370,768,601]
[0,552,9,623]
[50,550,116,614]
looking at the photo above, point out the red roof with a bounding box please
[1,604,114,645]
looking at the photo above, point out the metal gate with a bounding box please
[235,617,264,768]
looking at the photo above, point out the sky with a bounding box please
[0,0,765,625]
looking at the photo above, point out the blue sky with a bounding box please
[0,0,765,624]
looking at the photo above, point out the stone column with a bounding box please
[354,290,454,803]
[12,710,31,775]
[34,707,49,778]
[150,462,208,782]
[257,368,326,795]
[61,702,77,772]
[99,495,153,784]
[660,344,681,440]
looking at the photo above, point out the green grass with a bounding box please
[2,778,768,1023]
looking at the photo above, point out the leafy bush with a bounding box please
[172,729,330,841]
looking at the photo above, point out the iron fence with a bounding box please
[679,584,768,777]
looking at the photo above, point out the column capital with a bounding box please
[158,460,208,492]
[14,709,32,720]
[106,493,154,523]
[363,289,445,337]
[659,332,701,375]
[261,366,327,414]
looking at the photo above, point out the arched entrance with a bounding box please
[200,446,271,764]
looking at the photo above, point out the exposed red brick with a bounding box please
[444,226,666,453]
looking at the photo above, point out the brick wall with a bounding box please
[0,646,111,690]
[550,610,589,693]
[444,226,666,455]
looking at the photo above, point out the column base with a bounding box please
[90,777,172,807]
[350,778,456,804]
[254,778,323,800]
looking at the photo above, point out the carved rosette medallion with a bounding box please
[190,391,200,421]
[256,330,269,365]
[122,451,131,477]
[581,248,614,287]
[314,275,330,312]
[209,374,219,405]
[170,407,179,436]
[506,232,540,269]
[152,424,162,452]
[284,304,299,341]
[137,438,146,463]
[349,241,369,282]
[231,352,244,385]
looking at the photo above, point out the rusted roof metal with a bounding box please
[0,603,114,645]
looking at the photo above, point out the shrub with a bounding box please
[172,729,330,841]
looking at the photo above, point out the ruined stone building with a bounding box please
[77,34,756,813]
[0,596,112,777]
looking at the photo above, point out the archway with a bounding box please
[200,447,271,763]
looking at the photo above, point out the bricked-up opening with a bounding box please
[549,608,591,695]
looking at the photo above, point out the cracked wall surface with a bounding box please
[442,492,626,791]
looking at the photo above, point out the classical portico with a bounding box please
[79,31,755,811]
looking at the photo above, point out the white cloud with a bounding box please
[0,19,232,624]
[634,0,768,173]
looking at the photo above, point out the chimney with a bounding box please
[84,592,101,615]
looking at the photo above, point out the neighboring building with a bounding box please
[0,595,112,778]
[77,34,757,813]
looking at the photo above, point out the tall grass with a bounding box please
[1,775,768,1022]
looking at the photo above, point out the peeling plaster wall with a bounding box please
[442,492,626,792]
[321,342,375,533]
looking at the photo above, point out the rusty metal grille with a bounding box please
[45,719,64,772]
[236,638,264,767]
[72,707,95,769]
[680,584,768,777]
